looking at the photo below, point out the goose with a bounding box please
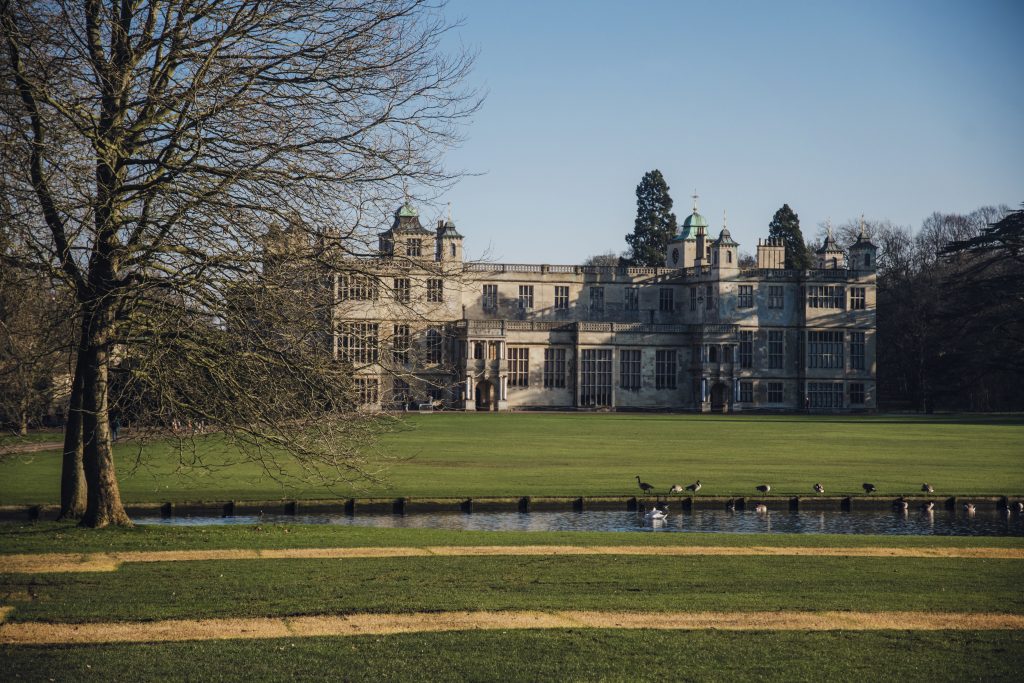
[636,476,655,495]
[920,501,935,513]
[755,484,771,494]
[668,484,685,494]
[1015,502,1024,514]
[862,483,877,494]
[813,483,825,494]
[921,483,934,493]
[686,480,702,494]
[754,503,768,514]
[963,503,976,515]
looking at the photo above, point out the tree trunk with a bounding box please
[58,355,87,520]
[18,407,28,437]
[79,313,131,528]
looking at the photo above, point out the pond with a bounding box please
[136,507,1024,537]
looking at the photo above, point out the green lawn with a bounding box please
[1,413,1023,504]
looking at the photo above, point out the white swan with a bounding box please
[644,505,669,522]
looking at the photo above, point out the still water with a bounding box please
[137,507,1024,536]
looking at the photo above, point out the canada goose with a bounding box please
[756,484,771,494]
[921,483,934,493]
[862,483,877,494]
[754,503,768,514]
[963,503,976,515]
[813,483,824,494]
[668,484,685,494]
[636,476,655,495]
[686,480,702,494]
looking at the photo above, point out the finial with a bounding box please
[722,209,727,231]
[826,217,832,239]
[692,189,699,214]
[859,213,866,237]
[447,201,452,222]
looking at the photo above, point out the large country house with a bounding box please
[332,198,877,413]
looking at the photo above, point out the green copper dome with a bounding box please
[682,211,708,230]
[397,202,419,218]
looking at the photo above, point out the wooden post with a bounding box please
[284,501,298,515]
[573,497,584,512]
[841,497,852,512]
[789,497,800,511]
[518,496,531,513]
[223,500,235,517]
[160,502,174,518]
[344,498,355,516]
[461,498,473,513]
[393,497,408,515]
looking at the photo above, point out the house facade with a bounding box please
[333,200,877,412]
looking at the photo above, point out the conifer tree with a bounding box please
[768,204,813,270]
[625,170,678,267]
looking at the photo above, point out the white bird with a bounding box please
[754,504,768,514]
[644,505,669,522]
[963,503,976,515]
[813,483,824,494]
[1015,502,1023,513]
[686,480,702,494]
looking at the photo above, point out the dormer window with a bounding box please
[406,239,422,257]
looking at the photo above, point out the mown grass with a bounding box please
[3,630,1024,682]
[3,522,1024,555]
[1,413,1023,504]
[3,553,1022,623]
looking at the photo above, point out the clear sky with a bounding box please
[430,0,1023,264]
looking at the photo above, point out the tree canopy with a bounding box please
[624,170,677,267]
[768,204,813,270]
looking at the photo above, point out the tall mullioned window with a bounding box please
[659,288,674,312]
[655,349,677,390]
[767,382,784,403]
[507,347,529,387]
[850,287,866,310]
[554,286,569,310]
[392,324,410,364]
[807,285,845,309]
[768,330,784,369]
[590,286,604,312]
[739,331,753,368]
[620,349,641,391]
[850,382,865,405]
[690,287,697,311]
[738,285,754,308]
[355,378,379,406]
[543,348,567,388]
[482,284,498,311]
[339,322,379,364]
[518,285,534,310]
[807,382,843,408]
[393,278,410,303]
[739,381,753,403]
[768,285,784,309]
[625,287,639,311]
[339,274,378,301]
[705,285,714,310]
[808,331,844,369]
[405,239,422,257]
[426,278,444,303]
[426,328,443,363]
[850,331,865,370]
[580,349,612,406]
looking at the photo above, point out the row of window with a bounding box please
[733,381,866,406]
[339,323,444,365]
[396,238,458,259]
[506,348,679,393]
[339,276,445,303]
[728,330,867,371]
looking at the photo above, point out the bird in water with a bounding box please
[862,483,877,494]
[644,504,669,522]
[813,483,825,494]
[921,483,934,493]
[636,476,655,495]
[1015,502,1024,514]
[963,503,976,515]
[686,480,702,494]
[920,501,935,513]
[893,498,909,512]
[756,484,771,494]
[668,484,685,494]
[754,503,768,514]
[725,499,736,512]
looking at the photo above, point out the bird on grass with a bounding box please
[921,483,934,493]
[668,484,685,494]
[686,480,702,494]
[862,483,877,494]
[754,504,768,514]
[756,484,771,494]
[813,483,825,495]
[636,476,655,495]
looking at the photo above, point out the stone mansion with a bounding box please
[333,199,877,412]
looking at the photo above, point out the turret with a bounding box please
[815,223,846,269]
[848,216,878,272]
[682,191,709,269]
[711,212,739,274]
[756,238,785,269]
[378,202,435,259]
[435,206,464,263]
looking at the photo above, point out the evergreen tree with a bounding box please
[768,204,813,270]
[624,170,678,267]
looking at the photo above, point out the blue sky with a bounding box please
[431,0,1023,263]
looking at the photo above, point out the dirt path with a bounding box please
[1,610,1022,644]
[0,441,62,456]
[3,544,1023,574]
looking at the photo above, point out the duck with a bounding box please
[862,483,877,494]
[756,484,771,494]
[668,484,685,494]
[813,483,825,494]
[686,480,702,494]
[921,483,934,493]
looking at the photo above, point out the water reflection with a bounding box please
[136,507,1024,537]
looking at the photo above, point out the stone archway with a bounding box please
[475,380,495,411]
[710,382,729,413]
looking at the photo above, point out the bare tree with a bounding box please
[583,252,622,267]
[1,0,479,526]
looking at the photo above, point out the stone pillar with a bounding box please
[464,376,475,411]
